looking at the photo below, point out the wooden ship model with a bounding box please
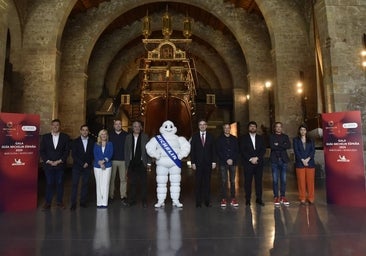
[139,9,197,138]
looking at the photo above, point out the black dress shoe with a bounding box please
[70,204,76,211]
[80,203,88,208]
[204,202,212,207]
[126,202,135,207]
[256,200,265,206]
[42,203,51,211]
[245,201,251,206]
[57,202,66,210]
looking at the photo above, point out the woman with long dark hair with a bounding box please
[293,124,316,205]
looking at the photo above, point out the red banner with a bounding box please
[0,113,40,211]
[322,111,366,207]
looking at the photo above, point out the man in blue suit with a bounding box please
[40,119,70,210]
[70,124,95,211]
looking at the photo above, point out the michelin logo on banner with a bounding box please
[12,158,25,166]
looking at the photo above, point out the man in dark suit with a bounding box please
[190,119,216,207]
[240,121,266,206]
[124,120,151,208]
[40,119,70,210]
[70,124,94,211]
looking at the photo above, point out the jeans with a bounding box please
[271,160,288,198]
[219,164,236,199]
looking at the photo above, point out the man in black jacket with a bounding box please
[270,122,291,206]
[240,121,266,206]
[216,123,239,207]
[70,124,94,211]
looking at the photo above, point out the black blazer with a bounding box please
[40,132,70,169]
[269,133,291,163]
[71,136,95,169]
[239,133,266,167]
[190,131,216,167]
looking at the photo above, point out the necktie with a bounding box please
[201,133,205,146]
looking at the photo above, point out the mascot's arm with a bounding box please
[177,137,191,160]
[146,138,161,160]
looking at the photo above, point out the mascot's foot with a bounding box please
[154,201,165,208]
[172,200,183,208]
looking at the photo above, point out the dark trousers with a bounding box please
[44,167,64,204]
[244,164,264,201]
[70,166,91,205]
[195,165,212,204]
[219,164,236,199]
[127,162,147,204]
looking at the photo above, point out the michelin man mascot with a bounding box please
[146,120,191,208]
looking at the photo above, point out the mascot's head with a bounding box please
[159,120,177,135]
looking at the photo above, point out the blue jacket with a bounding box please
[93,141,113,168]
[293,137,315,168]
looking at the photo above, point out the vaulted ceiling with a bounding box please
[71,0,263,36]
[68,1,265,107]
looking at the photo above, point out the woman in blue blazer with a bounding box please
[293,124,316,205]
[93,129,113,208]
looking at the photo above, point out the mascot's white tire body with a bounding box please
[145,120,191,208]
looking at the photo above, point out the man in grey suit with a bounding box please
[124,120,151,208]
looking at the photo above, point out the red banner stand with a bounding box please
[0,113,40,212]
[322,111,366,207]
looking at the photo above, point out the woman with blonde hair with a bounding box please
[93,129,113,208]
[293,124,316,205]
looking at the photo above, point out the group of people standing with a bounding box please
[193,119,316,208]
[40,118,316,211]
[40,119,151,210]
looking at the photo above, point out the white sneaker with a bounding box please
[154,201,165,208]
[172,200,183,208]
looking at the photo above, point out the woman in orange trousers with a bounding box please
[293,124,316,205]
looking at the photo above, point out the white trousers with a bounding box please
[94,167,111,206]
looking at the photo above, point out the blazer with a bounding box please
[40,132,70,169]
[124,132,151,169]
[269,133,291,163]
[239,133,266,167]
[71,136,95,169]
[293,137,316,168]
[93,141,113,168]
[190,131,216,167]
[216,133,239,166]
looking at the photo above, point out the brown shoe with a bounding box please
[42,203,51,211]
[57,202,65,210]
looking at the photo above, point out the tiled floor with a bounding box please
[1,165,366,256]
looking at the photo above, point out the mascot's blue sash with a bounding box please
[155,135,182,168]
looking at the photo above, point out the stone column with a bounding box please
[233,88,248,135]
[59,71,88,138]
[21,49,61,133]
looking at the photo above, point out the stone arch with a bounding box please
[87,13,243,100]
[19,0,77,132]
[256,0,315,136]
[104,42,223,97]
[0,0,22,111]
[59,0,273,136]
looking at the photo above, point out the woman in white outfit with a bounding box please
[93,129,113,208]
